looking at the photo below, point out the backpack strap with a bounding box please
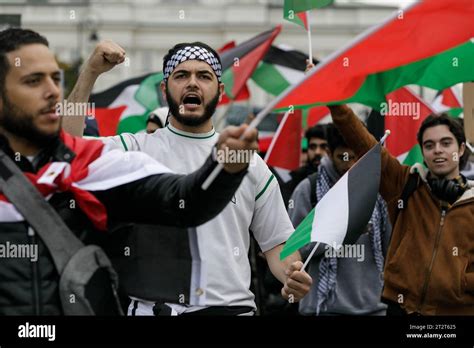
[393,172,420,224]
[308,172,318,208]
[0,148,82,273]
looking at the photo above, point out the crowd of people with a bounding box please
[1,27,473,316]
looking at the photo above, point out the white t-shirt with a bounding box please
[103,124,294,312]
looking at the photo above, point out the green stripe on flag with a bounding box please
[252,62,291,96]
[285,0,334,13]
[222,68,235,99]
[284,0,334,27]
[280,209,315,260]
[402,144,425,167]
[117,113,149,134]
[134,72,163,111]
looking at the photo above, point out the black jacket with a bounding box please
[0,135,246,315]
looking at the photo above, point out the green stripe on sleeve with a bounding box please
[119,134,129,151]
[255,174,275,201]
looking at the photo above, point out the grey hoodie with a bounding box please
[288,156,391,316]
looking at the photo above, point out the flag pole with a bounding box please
[306,10,313,64]
[301,242,320,273]
[201,2,419,190]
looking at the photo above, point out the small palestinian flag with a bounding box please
[281,142,381,260]
[220,26,281,100]
[283,0,334,30]
[251,45,328,127]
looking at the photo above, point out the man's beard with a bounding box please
[166,88,220,127]
[308,155,322,168]
[0,94,59,149]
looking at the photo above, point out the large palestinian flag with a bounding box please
[281,143,381,260]
[274,0,474,113]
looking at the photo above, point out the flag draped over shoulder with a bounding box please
[0,132,171,230]
[281,143,381,260]
[275,0,474,112]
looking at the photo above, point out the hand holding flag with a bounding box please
[281,261,313,302]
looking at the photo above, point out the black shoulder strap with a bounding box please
[308,172,318,208]
[394,172,420,223]
[0,149,82,273]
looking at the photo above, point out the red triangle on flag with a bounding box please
[384,87,433,157]
[297,12,309,31]
[265,110,302,171]
[441,87,462,109]
[93,106,127,136]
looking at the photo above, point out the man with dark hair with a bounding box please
[328,104,474,315]
[64,40,312,315]
[0,27,259,315]
[289,123,391,315]
[279,124,328,206]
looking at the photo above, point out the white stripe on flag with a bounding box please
[310,173,349,248]
[74,147,173,192]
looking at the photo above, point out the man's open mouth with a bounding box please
[182,94,202,106]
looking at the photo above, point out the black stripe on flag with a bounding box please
[343,143,381,244]
[263,46,319,71]
[90,73,155,107]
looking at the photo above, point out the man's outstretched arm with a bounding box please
[93,125,258,228]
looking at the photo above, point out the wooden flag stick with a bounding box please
[463,82,474,153]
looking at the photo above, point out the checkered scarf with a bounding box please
[163,45,222,82]
[315,163,388,315]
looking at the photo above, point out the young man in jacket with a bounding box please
[328,104,474,315]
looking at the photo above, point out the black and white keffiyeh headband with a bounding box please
[163,45,222,82]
